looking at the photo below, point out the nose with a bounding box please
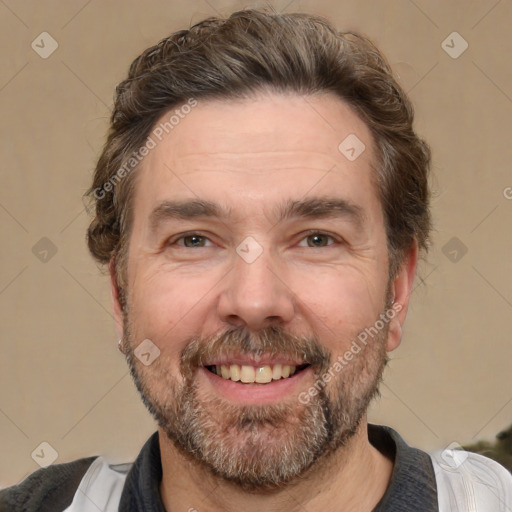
[217,249,295,331]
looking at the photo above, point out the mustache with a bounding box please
[180,325,331,376]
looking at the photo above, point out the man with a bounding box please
[2,8,511,512]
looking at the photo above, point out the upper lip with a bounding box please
[201,353,308,367]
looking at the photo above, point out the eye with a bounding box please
[173,233,213,248]
[298,231,337,248]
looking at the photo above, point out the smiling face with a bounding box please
[112,91,415,489]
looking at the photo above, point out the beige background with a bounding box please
[1,0,511,487]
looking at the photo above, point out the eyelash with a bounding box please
[169,231,341,249]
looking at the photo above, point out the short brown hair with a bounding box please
[86,9,431,294]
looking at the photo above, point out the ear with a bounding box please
[386,241,418,352]
[109,258,125,341]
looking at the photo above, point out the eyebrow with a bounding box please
[148,196,365,232]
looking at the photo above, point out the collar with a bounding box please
[119,424,438,511]
[118,431,165,512]
[370,424,438,511]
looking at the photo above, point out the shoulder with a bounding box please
[0,456,97,512]
[431,448,512,511]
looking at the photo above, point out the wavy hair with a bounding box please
[86,9,431,295]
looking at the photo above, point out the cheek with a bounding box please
[132,265,194,316]
[291,266,386,335]
[127,266,219,353]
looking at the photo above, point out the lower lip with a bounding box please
[198,366,314,405]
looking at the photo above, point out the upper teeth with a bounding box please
[214,364,297,383]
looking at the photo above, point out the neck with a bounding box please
[159,419,394,512]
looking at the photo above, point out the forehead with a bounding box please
[131,92,381,225]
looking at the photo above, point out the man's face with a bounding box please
[114,92,410,488]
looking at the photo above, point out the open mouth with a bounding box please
[205,363,310,384]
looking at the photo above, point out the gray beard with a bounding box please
[124,322,388,490]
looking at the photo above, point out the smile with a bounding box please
[205,363,309,384]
